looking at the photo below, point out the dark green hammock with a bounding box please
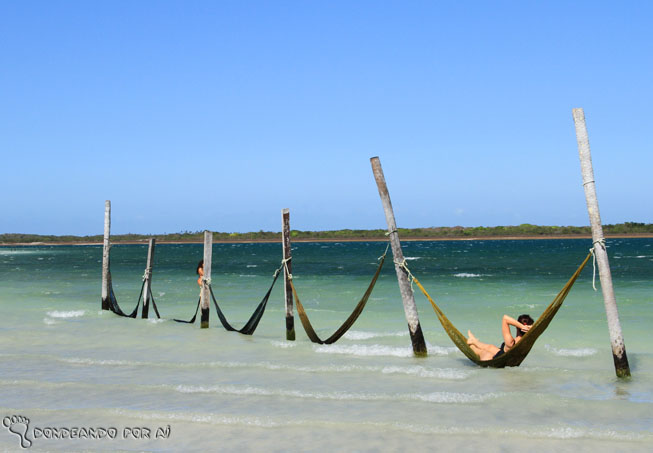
[107,270,160,319]
[412,252,592,368]
[206,264,283,335]
[174,263,283,333]
[172,296,200,324]
[288,253,386,344]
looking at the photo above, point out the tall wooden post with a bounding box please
[281,208,295,340]
[200,230,213,329]
[141,238,156,319]
[101,200,111,310]
[572,108,631,378]
[370,156,427,356]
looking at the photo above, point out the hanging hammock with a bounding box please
[407,251,592,368]
[207,262,284,335]
[107,270,141,318]
[107,260,161,319]
[288,251,387,344]
[173,297,201,324]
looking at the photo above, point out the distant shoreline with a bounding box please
[2,233,652,247]
[3,223,651,246]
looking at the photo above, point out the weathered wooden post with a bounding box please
[200,230,213,329]
[281,208,295,340]
[572,108,631,378]
[370,156,427,356]
[101,200,111,310]
[141,238,156,318]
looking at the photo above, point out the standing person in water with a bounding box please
[466,314,534,361]
[196,260,204,288]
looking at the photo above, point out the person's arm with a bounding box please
[501,315,531,347]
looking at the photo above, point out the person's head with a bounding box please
[196,260,204,275]
[516,314,534,336]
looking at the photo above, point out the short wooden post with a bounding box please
[281,208,295,340]
[101,200,111,310]
[200,230,213,329]
[572,108,631,378]
[370,156,427,356]
[141,238,156,318]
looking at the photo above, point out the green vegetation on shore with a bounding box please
[1,223,652,244]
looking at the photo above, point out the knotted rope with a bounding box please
[590,238,606,291]
[141,266,152,282]
[394,257,416,291]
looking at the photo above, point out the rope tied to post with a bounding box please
[590,238,606,291]
[394,258,416,291]
[282,257,292,280]
[141,267,152,282]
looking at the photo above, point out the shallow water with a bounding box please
[1,239,652,451]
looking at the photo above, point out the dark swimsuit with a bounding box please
[493,342,506,359]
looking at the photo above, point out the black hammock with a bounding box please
[288,252,387,344]
[174,262,284,335]
[107,271,161,319]
[410,251,592,368]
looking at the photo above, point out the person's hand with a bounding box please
[521,324,532,332]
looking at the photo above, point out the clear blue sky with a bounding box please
[1,1,651,235]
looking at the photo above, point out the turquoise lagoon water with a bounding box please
[0,239,652,451]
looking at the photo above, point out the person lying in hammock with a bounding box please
[466,314,534,361]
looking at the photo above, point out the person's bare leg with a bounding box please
[467,330,500,361]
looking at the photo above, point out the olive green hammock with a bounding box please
[403,251,592,368]
[286,251,387,344]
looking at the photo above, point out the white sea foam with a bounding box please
[147,318,166,324]
[246,264,258,268]
[382,422,646,442]
[343,331,379,340]
[545,344,597,357]
[174,383,489,404]
[174,384,386,402]
[413,391,498,403]
[381,365,472,380]
[0,250,52,255]
[313,344,414,358]
[63,358,137,366]
[43,318,57,325]
[270,340,297,348]
[111,409,296,428]
[453,273,486,278]
[57,356,471,380]
[343,330,408,340]
[46,310,85,318]
[404,257,421,260]
[521,426,645,441]
[508,303,536,310]
[116,409,644,443]
[423,344,459,356]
